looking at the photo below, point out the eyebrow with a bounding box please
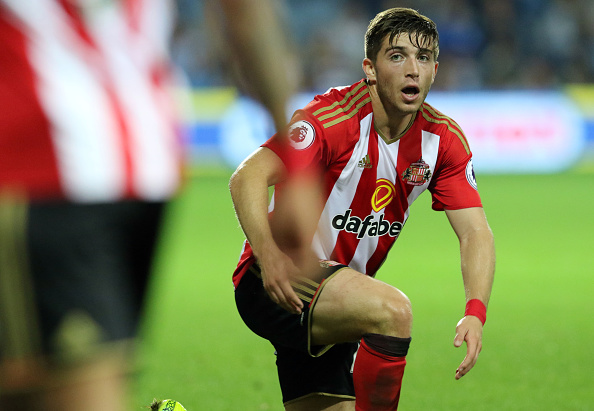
[384,45,434,55]
[385,45,404,53]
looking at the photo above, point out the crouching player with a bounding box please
[230,8,495,410]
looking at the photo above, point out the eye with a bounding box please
[418,54,430,62]
[390,53,403,61]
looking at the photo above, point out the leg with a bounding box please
[235,263,411,411]
[42,354,129,411]
[0,201,163,411]
[0,353,129,411]
[311,268,412,411]
[311,268,412,344]
[235,266,358,409]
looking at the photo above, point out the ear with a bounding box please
[431,61,439,84]
[363,58,376,84]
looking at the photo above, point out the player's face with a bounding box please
[364,33,438,117]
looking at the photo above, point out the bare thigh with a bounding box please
[311,268,412,345]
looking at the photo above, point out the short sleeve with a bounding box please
[262,110,325,174]
[429,137,482,211]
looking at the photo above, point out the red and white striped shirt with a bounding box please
[0,0,182,202]
[233,79,482,286]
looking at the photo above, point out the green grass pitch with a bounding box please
[133,169,594,410]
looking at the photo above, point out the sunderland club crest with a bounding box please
[402,159,432,186]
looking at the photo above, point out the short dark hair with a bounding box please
[365,8,439,62]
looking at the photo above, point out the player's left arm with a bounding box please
[445,206,495,380]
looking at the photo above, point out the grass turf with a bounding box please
[133,170,594,410]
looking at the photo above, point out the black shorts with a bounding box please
[0,199,164,367]
[235,261,358,405]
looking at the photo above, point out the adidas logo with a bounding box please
[358,154,372,168]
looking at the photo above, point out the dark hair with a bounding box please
[365,8,439,62]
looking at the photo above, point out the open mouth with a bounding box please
[402,86,420,96]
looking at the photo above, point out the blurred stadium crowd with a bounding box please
[173,0,594,92]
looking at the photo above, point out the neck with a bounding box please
[368,83,415,142]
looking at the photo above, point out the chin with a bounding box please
[398,102,422,115]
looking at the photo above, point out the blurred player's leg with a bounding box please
[41,357,128,411]
[0,356,128,411]
[0,200,163,411]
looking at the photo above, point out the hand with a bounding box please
[453,315,483,380]
[259,248,304,315]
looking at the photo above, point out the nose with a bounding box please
[405,57,419,78]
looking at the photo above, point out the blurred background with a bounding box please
[172,0,594,173]
[177,0,594,90]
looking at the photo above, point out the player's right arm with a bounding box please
[229,147,304,314]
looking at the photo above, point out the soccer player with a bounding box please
[230,8,495,411]
[0,0,295,410]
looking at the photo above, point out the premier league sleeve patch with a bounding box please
[287,120,315,150]
[465,159,478,190]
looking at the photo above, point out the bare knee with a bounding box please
[364,287,412,338]
[310,270,413,344]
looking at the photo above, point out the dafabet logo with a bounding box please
[372,179,395,212]
[331,179,402,239]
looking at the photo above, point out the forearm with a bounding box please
[229,169,276,259]
[229,148,288,260]
[446,207,494,378]
[229,148,305,313]
[459,227,495,307]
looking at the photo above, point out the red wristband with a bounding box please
[465,299,487,325]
